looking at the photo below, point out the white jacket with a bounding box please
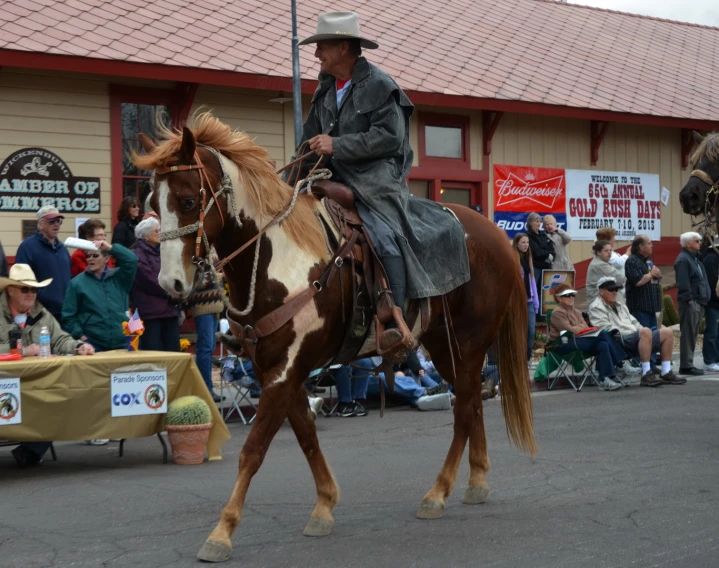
[588,297,642,336]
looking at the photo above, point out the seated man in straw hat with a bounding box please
[0,264,96,467]
[290,11,470,359]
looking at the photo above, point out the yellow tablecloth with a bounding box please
[0,351,231,460]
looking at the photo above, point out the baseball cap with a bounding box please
[597,276,622,291]
[37,205,64,220]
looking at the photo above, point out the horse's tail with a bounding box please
[497,265,537,457]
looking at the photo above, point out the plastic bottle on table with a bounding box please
[39,326,51,358]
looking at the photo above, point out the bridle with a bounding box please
[689,167,719,234]
[154,142,331,316]
[154,146,239,277]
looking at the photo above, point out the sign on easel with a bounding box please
[110,370,168,417]
[0,379,22,426]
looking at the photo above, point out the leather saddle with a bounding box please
[309,180,419,366]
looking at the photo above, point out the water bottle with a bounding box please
[647,259,657,284]
[39,326,51,358]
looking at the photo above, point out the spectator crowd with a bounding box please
[2,205,715,469]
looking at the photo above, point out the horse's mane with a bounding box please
[690,132,719,168]
[133,112,329,261]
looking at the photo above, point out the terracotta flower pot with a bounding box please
[166,423,212,465]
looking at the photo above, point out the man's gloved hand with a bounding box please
[547,254,554,263]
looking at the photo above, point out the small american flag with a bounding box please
[127,309,144,334]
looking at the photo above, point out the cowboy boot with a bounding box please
[378,255,414,362]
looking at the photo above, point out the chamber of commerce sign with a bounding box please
[493,165,661,240]
[0,148,101,213]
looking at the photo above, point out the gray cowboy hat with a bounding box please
[299,11,379,50]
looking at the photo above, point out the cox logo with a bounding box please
[113,392,142,406]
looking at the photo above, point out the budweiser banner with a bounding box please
[493,165,567,238]
[0,148,101,214]
[565,170,661,240]
[493,165,661,241]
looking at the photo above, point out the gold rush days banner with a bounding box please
[565,169,661,240]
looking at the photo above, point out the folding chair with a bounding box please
[543,310,600,392]
[219,356,261,425]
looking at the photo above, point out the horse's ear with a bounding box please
[694,131,705,145]
[179,126,196,164]
[138,133,157,154]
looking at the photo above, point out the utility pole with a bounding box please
[291,0,303,147]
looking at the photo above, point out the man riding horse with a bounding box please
[289,11,471,358]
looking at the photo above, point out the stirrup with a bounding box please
[377,306,414,364]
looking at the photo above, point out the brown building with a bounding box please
[1,0,718,284]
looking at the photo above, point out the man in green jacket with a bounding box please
[62,240,138,351]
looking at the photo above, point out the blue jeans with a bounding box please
[333,364,371,403]
[418,371,441,389]
[483,364,499,387]
[194,313,217,393]
[553,330,627,381]
[703,307,719,364]
[527,300,537,360]
[356,357,427,404]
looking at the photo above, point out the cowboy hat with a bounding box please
[0,264,53,291]
[299,11,379,49]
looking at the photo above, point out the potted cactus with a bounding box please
[165,395,213,465]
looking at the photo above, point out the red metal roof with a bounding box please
[1,0,718,121]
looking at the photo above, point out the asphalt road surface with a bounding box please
[2,379,719,568]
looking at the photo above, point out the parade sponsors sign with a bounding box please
[493,165,567,238]
[0,148,101,213]
[565,170,661,241]
[110,370,168,417]
[0,379,22,426]
[540,270,576,316]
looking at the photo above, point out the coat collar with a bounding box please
[1,291,46,323]
[316,57,372,114]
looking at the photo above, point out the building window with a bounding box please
[110,86,177,218]
[440,186,472,207]
[409,180,430,199]
[418,113,470,169]
[121,103,171,206]
[425,126,463,159]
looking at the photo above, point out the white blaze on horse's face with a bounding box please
[156,179,194,297]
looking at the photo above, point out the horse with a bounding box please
[133,112,537,563]
[679,131,719,232]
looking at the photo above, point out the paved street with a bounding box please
[2,378,719,568]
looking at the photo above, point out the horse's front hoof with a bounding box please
[416,499,445,519]
[462,484,489,504]
[303,517,334,537]
[197,539,232,563]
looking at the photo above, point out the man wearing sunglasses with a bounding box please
[15,206,71,323]
[589,277,684,387]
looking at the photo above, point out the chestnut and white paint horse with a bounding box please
[134,113,536,563]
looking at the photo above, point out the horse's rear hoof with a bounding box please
[416,499,445,519]
[303,517,334,537]
[462,485,489,504]
[197,540,232,563]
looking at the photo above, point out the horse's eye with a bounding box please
[182,198,196,210]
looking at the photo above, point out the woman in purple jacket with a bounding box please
[132,218,180,352]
